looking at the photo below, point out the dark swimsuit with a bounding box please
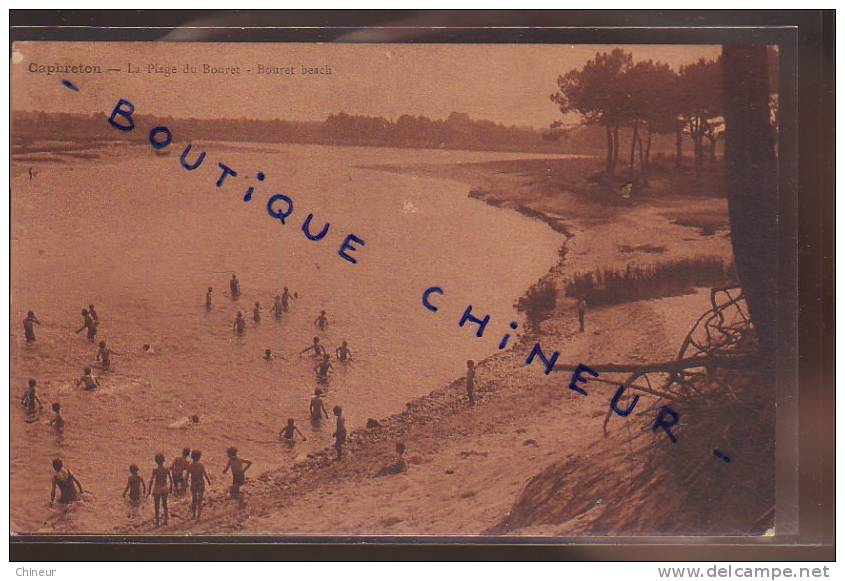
[152,467,169,496]
[128,476,142,503]
[24,319,36,342]
[55,469,78,504]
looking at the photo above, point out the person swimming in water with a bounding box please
[299,336,326,359]
[336,340,353,362]
[96,340,121,372]
[279,418,307,447]
[23,311,41,344]
[75,309,98,342]
[147,453,173,527]
[77,367,99,391]
[310,388,329,423]
[229,274,240,300]
[168,415,200,429]
[314,353,333,385]
[271,295,283,320]
[21,378,43,420]
[223,447,252,506]
[50,458,83,507]
[233,311,246,336]
[314,310,329,331]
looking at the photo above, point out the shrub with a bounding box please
[564,256,735,306]
[517,279,557,324]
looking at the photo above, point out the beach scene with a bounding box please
[11,42,779,536]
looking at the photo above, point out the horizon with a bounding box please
[12,42,722,130]
[10,107,554,130]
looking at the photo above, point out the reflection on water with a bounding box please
[11,143,566,532]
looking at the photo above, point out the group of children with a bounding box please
[19,273,374,528]
[224,276,297,336]
[20,304,125,432]
[20,378,65,430]
[120,447,248,527]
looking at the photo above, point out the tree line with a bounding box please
[12,110,570,155]
[551,49,742,176]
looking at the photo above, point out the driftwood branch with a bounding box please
[553,353,757,375]
[549,287,756,441]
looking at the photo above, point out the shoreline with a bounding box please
[114,164,580,535]
[47,155,746,536]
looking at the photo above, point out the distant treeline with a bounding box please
[12,109,679,156]
[550,47,778,176]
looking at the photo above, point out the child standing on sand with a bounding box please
[206,287,213,310]
[147,453,173,528]
[465,360,476,406]
[223,447,252,506]
[23,311,40,344]
[123,464,146,518]
[332,406,347,461]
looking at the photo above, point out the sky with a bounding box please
[12,42,721,129]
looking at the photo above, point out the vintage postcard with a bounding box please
[11,41,784,537]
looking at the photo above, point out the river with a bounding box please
[11,142,567,533]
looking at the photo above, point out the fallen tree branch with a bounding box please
[553,353,758,375]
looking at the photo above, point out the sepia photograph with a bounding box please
[9,35,796,542]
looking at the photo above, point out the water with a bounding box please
[11,142,566,533]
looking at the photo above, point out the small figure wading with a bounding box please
[229,274,240,300]
[23,310,41,344]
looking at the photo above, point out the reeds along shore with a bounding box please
[564,257,736,307]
